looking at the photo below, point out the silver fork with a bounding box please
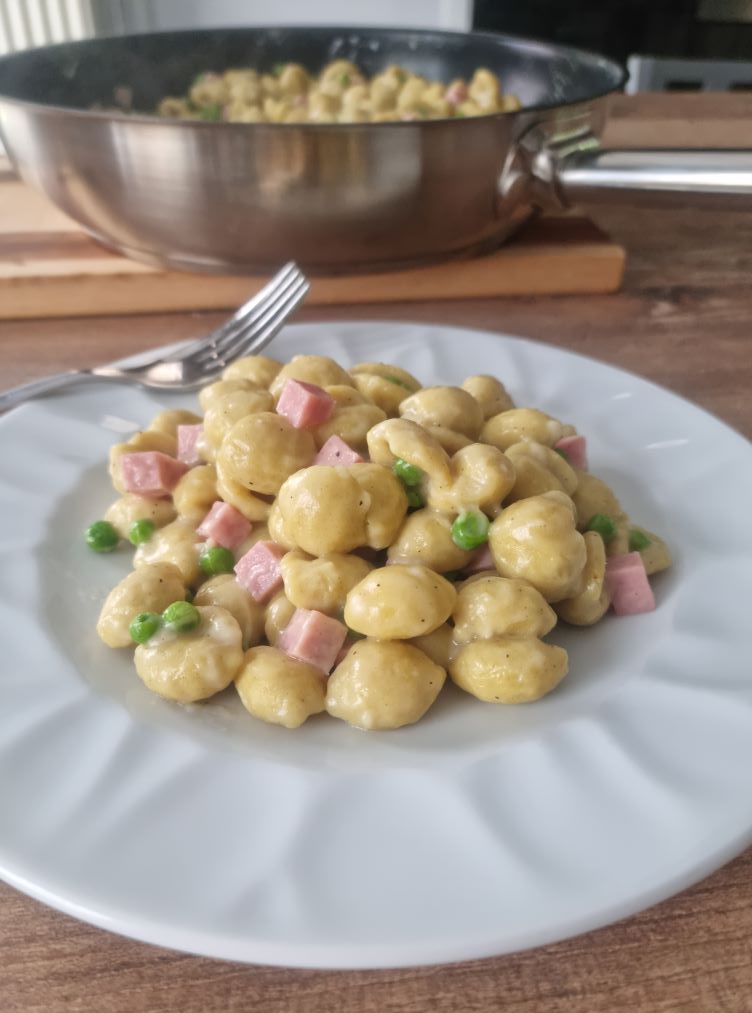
[0,262,309,413]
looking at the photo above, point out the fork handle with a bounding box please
[0,369,99,413]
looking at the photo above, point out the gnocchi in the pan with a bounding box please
[92,350,671,732]
[157,62,521,124]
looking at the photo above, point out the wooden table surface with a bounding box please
[2,93,752,1012]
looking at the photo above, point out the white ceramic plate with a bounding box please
[1,321,751,969]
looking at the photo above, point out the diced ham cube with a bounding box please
[606,553,642,574]
[276,379,335,429]
[463,544,496,575]
[605,552,656,616]
[278,608,348,674]
[120,451,187,498]
[555,435,588,471]
[234,540,285,602]
[177,424,204,466]
[445,81,468,106]
[314,435,364,466]
[197,501,251,550]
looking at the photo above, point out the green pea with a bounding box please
[451,510,490,550]
[406,487,425,510]
[586,513,618,543]
[340,73,350,87]
[128,518,155,546]
[162,600,201,633]
[199,545,235,576]
[129,612,162,645]
[198,103,222,121]
[554,447,569,460]
[393,458,423,487]
[443,570,465,582]
[85,520,119,553]
[272,62,286,77]
[383,375,415,392]
[628,529,652,552]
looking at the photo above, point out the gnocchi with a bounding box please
[281,550,372,615]
[480,408,564,452]
[326,639,446,730]
[172,463,218,522]
[461,375,515,418]
[133,518,203,586]
[147,408,202,439]
[350,362,421,415]
[158,63,520,124]
[312,397,386,452]
[236,646,326,728]
[221,354,282,388]
[104,493,176,540]
[344,564,456,639]
[97,562,185,648]
[452,575,556,643]
[555,531,611,626]
[449,637,568,704]
[202,387,275,455]
[194,573,266,648]
[399,386,484,440]
[269,355,354,399]
[93,348,670,734]
[488,492,587,602]
[276,464,406,555]
[386,507,474,573]
[134,605,243,702]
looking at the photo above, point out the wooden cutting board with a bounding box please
[0,176,625,319]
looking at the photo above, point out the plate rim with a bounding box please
[1,319,751,969]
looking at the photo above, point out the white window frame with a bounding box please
[0,0,94,53]
[91,0,473,34]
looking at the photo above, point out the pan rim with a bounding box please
[0,23,628,129]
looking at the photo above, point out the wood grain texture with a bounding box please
[0,194,626,315]
[3,848,752,1013]
[1,93,751,1012]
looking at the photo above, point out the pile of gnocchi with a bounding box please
[157,61,520,124]
[93,353,671,732]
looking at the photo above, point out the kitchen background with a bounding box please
[2,0,752,93]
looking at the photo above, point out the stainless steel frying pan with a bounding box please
[0,26,750,274]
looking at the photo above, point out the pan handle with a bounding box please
[553,148,752,209]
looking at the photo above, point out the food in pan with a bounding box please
[156,61,521,123]
[92,353,671,731]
